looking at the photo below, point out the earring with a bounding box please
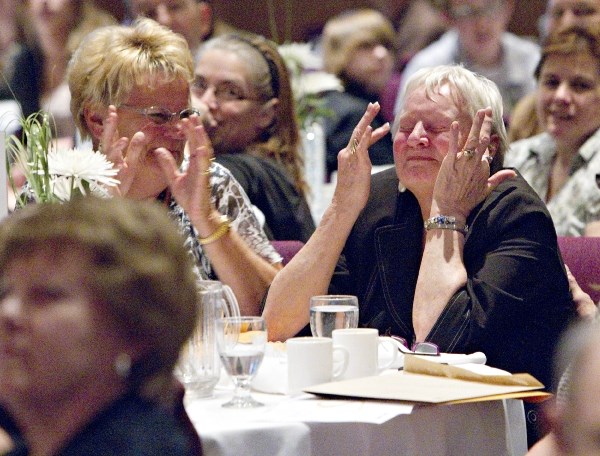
[114,352,132,379]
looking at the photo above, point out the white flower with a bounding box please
[293,71,343,99]
[33,148,119,201]
[278,42,322,71]
[279,42,343,127]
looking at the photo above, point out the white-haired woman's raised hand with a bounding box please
[432,107,515,222]
[333,102,390,215]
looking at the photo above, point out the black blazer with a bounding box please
[329,167,576,389]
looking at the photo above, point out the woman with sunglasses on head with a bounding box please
[192,33,315,242]
[66,18,281,315]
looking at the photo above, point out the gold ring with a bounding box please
[350,138,358,156]
[462,149,475,159]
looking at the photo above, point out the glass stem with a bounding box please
[233,378,252,400]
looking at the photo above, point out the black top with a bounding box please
[7,45,42,120]
[322,82,394,179]
[2,393,196,456]
[215,153,315,242]
[328,168,577,445]
[330,168,576,389]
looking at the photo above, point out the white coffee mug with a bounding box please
[286,337,349,394]
[331,328,398,380]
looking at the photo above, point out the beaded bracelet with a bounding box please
[424,215,468,236]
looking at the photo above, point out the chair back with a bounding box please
[271,240,304,265]
[557,236,600,304]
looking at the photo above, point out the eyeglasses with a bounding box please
[390,335,440,356]
[191,77,261,103]
[118,105,201,125]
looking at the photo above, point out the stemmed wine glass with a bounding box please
[216,316,267,408]
[310,295,359,337]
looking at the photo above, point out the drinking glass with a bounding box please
[309,295,359,338]
[216,316,267,408]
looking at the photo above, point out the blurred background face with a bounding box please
[343,41,394,95]
[537,51,600,149]
[193,49,271,154]
[29,0,78,33]
[449,0,512,66]
[128,0,211,50]
[546,0,600,33]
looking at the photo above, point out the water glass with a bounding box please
[216,316,267,408]
[309,295,359,338]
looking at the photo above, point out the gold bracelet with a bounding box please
[198,215,231,245]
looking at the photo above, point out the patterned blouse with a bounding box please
[506,130,600,236]
[160,160,282,279]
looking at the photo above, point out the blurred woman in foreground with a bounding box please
[0,197,200,455]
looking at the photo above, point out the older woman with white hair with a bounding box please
[264,65,577,446]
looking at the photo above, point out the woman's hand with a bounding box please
[100,105,146,197]
[566,265,598,319]
[333,102,390,214]
[432,107,515,221]
[154,114,216,225]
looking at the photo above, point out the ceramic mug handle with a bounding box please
[332,346,349,379]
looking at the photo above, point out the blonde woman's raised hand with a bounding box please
[100,105,146,197]
[154,115,215,221]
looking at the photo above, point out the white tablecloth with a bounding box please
[185,386,528,456]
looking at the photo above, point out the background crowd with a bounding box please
[1,0,600,455]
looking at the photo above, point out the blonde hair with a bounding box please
[0,197,198,401]
[402,64,508,173]
[322,9,395,78]
[198,33,307,195]
[67,18,194,140]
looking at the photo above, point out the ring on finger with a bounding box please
[462,149,475,159]
[350,138,358,156]
[483,155,493,164]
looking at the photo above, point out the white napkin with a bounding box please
[252,343,289,394]
[253,342,488,394]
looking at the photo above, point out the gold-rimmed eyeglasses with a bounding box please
[118,105,201,125]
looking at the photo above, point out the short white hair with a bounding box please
[401,64,508,168]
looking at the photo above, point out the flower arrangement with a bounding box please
[278,42,342,128]
[6,113,119,207]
